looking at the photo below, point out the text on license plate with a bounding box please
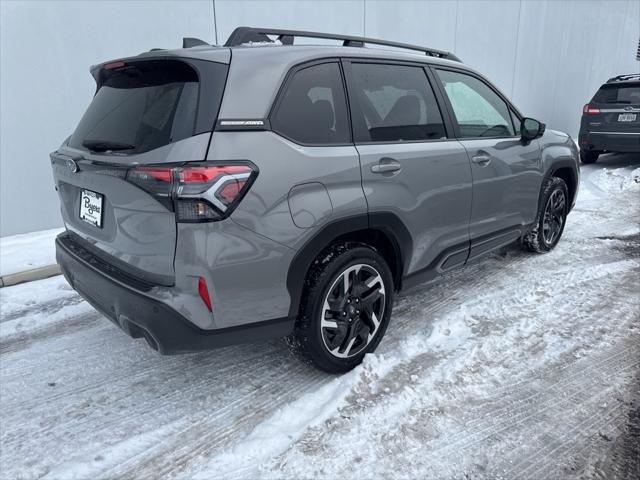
[79,189,103,227]
[618,113,637,122]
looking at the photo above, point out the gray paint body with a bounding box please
[50,43,579,335]
[356,140,472,273]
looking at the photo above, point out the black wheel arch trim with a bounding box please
[544,158,579,210]
[286,212,412,318]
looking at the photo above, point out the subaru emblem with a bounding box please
[66,159,78,173]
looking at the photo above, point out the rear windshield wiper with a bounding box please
[82,139,136,152]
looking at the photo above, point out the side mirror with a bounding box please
[521,117,545,142]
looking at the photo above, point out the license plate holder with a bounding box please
[618,113,637,122]
[79,189,104,228]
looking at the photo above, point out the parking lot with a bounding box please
[1,153,639,479]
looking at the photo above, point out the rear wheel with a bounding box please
[580,149,600,164]
[523,177,569,253]
[289,242,394,373]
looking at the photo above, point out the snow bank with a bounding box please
[0,227,63,276]
[588,166,640,195]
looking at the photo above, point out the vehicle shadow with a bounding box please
[581,151,640,170]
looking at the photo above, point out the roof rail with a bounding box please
[607,73,640,82]
[224,26,461,62]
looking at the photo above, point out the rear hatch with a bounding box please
[51,57,228,286]
[584,81,640,133]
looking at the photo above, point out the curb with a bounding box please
[0,265,61,288]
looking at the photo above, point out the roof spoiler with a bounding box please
[606,74,640,83]
[224,26,462,62]
[182,37,209,48]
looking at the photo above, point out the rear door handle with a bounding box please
[471,154,492,166]
[371,157,402,174]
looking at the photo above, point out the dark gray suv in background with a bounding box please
[52,27,579,372]
[578,74,640,164]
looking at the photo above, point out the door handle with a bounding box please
[371,157,402,174]
[471,154,492,166]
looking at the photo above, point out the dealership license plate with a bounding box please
[618,113,637,122]
[79,189,103,227]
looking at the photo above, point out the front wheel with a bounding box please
[523,177,569,253]
[289,242,394,373]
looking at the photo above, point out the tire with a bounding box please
[523,176,569,253]
[580,149,599,164]
[288,242,394,373]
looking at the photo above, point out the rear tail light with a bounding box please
[125,162,257,222]
[126,167,175,210]
[583,104,600,115]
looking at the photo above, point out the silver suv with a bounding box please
[52,27,580,372]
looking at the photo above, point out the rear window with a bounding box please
[69,60,203,154]
[593,84,640,105]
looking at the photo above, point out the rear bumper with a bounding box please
[578,131,640,153]
[56,233,292,354]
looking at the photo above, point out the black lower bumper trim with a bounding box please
[56,233,293,354]
[579,132,640,153]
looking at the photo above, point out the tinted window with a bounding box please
[593,84,640,105]
[349,63,446,143]
[69,60,203,154]
[436,70,515,138]
[271,62,350,144]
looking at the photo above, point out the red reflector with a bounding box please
[218,180,247,204]
[198,277,213,312]
[104,61,127,70]
[583,103,600,115]
[180,166,251,184]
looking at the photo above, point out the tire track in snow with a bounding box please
[2,167,638,479]
[76,258,640,476]
[261,337,638,479]
[0,294,84,323]
[101,249,552,479]
[250,260,639,479]
[106,261,512,479]
[30,251,516,475]
[0,309,101,356]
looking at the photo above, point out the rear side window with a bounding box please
[348,63,446,143]
[271,62,350,145]
[593,84,640,105]
[436,69,515,138]
[69,60,204,154]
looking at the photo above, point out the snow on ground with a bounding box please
[0,153,639,479]
[0,227,63,276]
[0,275,91,340]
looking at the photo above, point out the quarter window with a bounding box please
[436,70,515,138]
[348,63,446,143]
[271,62,350,145]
